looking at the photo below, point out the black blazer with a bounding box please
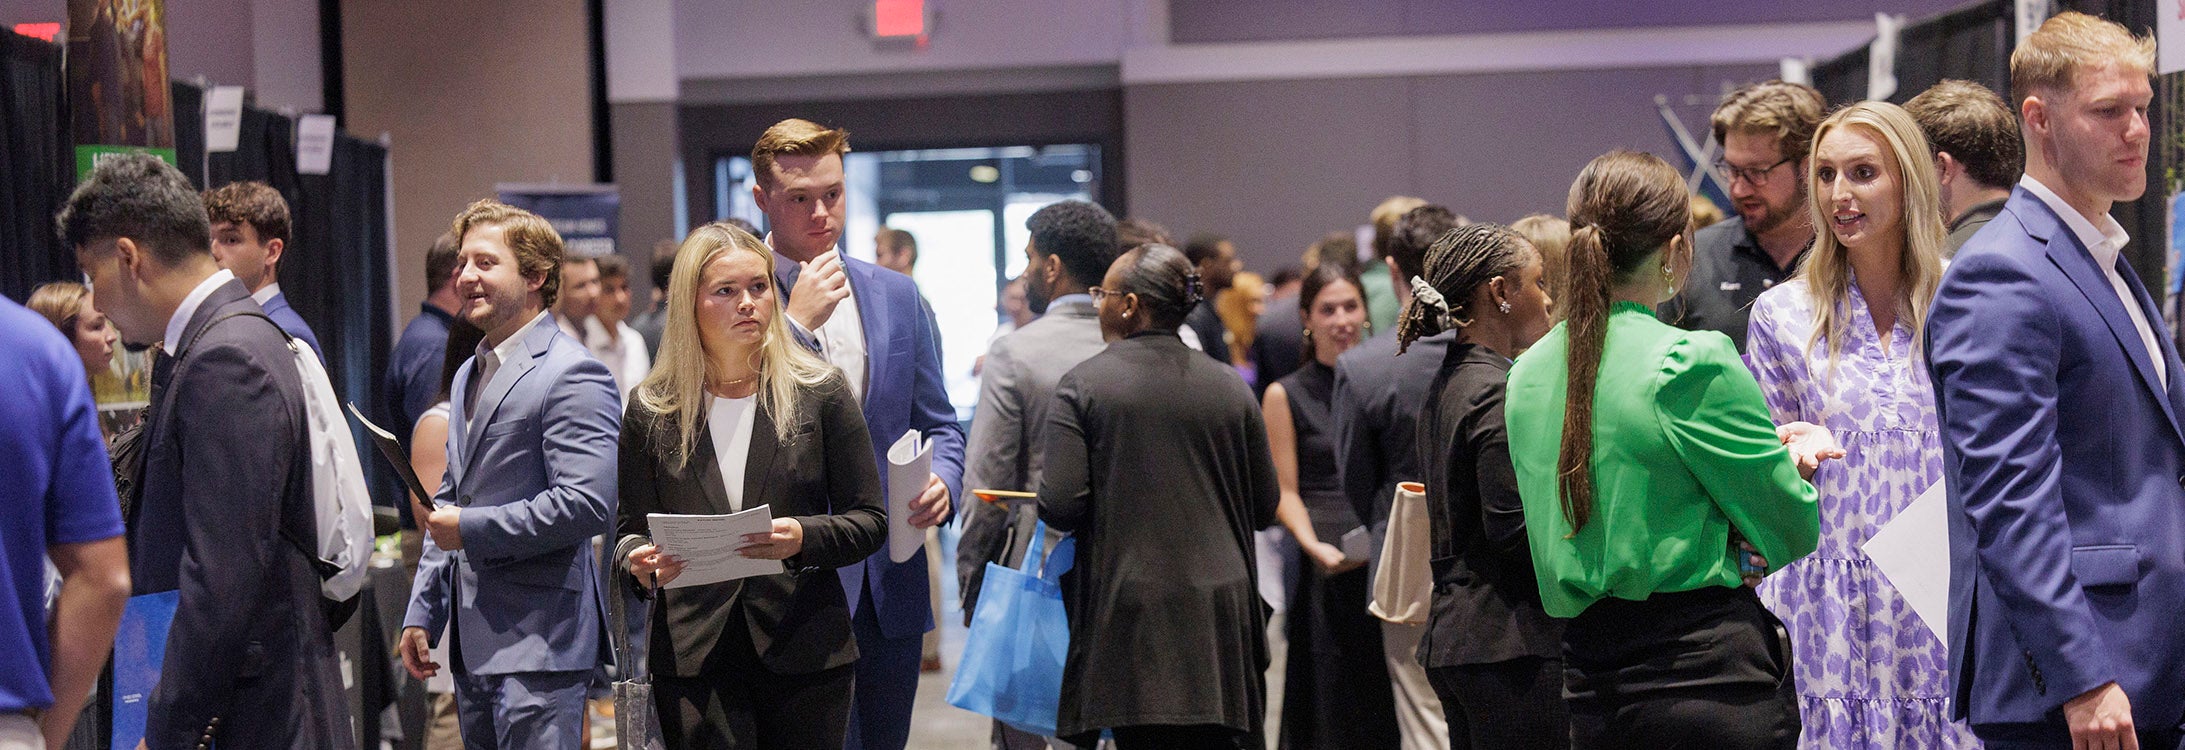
[617,371,886,677]
[129,279,349,749]
[1414,342,1562,667]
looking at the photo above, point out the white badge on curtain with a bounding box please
[204,86,245,153]
[297,114,337,175]
[1867,13,1905,102]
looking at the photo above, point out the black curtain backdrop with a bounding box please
[1809,0,2166,314]
[3,30,398,515]
[1,31,75,300]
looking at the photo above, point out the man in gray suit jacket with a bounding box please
[398,200,622,750]
[958,200,1118,750]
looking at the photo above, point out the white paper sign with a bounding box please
[1867,13,1905,102]
[885,430,935,563]
[2162,0,2185,74]
[297,114,336,175]
[1778,57,1810,87]
[1861,482,1951,644]
[204,86,245,153]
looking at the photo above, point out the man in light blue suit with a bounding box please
[751,118,965,750]
[1927,13,2185,750]
[397,200,621,750]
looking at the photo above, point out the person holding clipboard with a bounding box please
[616,222,886,749]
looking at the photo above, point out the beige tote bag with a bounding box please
[1368,482,1433,625]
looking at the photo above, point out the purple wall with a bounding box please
[1170,0,1982,43]
[1125,63,1774,274]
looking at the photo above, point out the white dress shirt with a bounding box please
[2020,175,2166,386]
[162,269,237,349]
[774,246,869,404]
[249,281,283,306]
[707,395,759,512]
[469,310,550,419]
[584,317,652,406]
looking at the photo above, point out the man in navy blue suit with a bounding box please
[750,118,965,750]
[1928,12,2185,750]
[66,153,351,749]
[203,180,323,359]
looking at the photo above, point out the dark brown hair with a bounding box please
[1395,223,1532,354]
[202,180,292,245]
[1297,261,1363,362]
[424,229,461,296]
[1556,151,1690,532]
[1904,79,2025,190]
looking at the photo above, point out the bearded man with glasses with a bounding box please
[1660,80,1825,351]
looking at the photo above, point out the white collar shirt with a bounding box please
[770,240,868,404]
[2020,175,2164,386]
[249,281,282,306]
[163,269,236,349]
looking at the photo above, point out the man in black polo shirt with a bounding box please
[1661,80,1824,350]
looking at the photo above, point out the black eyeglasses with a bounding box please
[1714,156,1795,187]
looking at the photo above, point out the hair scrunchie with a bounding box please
[1409,275,1458,329]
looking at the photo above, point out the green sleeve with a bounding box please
[1652,332,1819,573]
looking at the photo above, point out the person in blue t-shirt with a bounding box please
[0,294,130,747]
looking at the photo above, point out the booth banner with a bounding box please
[66,0,176,176]
[497,184,620,258]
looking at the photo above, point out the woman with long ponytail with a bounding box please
[1501,150,1832,748]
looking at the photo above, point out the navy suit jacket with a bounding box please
[403,314,622,675]
[132,279,348,749]
[1927,187,2185,731]
[259,290,323,362]
[782,255,966,639]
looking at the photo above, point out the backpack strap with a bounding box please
[158,310,332,581]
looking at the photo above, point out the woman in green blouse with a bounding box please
[1503,151,1833,749]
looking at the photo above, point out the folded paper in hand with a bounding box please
[647,506,784,588]
[1861,481,1949,643]
[887,430,935,563]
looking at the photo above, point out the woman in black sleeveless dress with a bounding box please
[1263,262,1400,748]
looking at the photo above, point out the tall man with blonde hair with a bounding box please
[748,118,964,750]
[1927,12,2185,749]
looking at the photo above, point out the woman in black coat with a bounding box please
[618,222,886,750]
[1038,243,1281,750]
[1400,223,1564,749]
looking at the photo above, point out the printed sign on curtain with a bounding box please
[66,0,175,176]
[497,184,621,258]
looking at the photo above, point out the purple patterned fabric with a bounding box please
[1743,277,1982,749]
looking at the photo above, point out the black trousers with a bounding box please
[1562,586,1797,750]
[652,602,855,750]
[1427,656,1570,750]
[1106,724,1251,749]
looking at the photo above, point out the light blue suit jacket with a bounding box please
[782,256,966,639]
[402,314,622,675]
[1927,187,2185,731]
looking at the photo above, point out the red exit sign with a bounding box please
[870,0,931,46]
[13,22,60,42]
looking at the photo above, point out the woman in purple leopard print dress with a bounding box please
[1742,102,1981,749]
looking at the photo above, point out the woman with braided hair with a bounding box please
[1502,150,1833,748]
[1262,262,1400,749]
[1404,223,1564,749]
[1038,244,1280,749]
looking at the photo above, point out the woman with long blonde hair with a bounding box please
[1742,102,1978,748]
[616,221,886,748]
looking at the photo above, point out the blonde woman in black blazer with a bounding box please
[618,221,886,749]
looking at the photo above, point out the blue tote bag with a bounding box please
[947,522,1076,737]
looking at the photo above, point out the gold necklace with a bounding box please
[709,373,757,391]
